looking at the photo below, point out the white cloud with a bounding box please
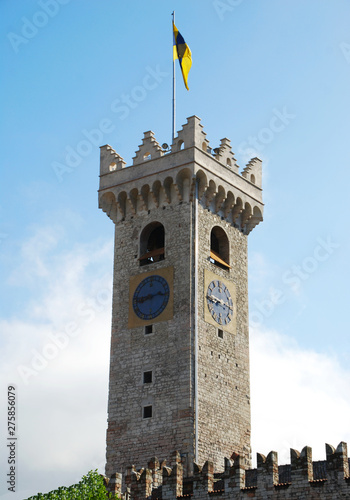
[8,225,65,286]
[0,225,113,499]
[250,326,350,466]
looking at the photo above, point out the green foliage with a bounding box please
[25,470,117,500]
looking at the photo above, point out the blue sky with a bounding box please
[1,0,350,497]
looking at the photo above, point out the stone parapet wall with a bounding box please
[99,116,263,234]
[107,443,350,500]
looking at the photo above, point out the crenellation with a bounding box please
[100,144,126,176]
[213,138,239,175]
[129,467,153,500]
[107,444,350,499]
[291,446,313,483]
[107,472,122,496]
[223,455,246,493]
[242,157,262,188]
[148,457,163,491]
[171,115,209,153]
[193,461,214,497]
[326,441,349,481]
[132,130,164,166]
[162,461,183,499]
[125,465,136,491]
[257,451,279,489]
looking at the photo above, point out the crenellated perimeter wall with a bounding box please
[107,443,350,499]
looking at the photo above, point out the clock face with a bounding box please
[132,275,170,320]
[206,279,233,326]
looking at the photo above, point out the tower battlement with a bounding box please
[107,443,350,499]
[99,116,263,234]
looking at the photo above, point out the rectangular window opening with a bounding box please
[143,405,152,419]
[145,324,153,335]
[143,371,153,384]
[218,329,224,339]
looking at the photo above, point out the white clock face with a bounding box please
[206,280,233,325]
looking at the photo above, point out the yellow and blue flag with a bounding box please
[173,22,192,91]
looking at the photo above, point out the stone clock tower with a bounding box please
[98,116,263,479]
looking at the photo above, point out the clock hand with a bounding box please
[216,297,229,307]
[217,298,233,310]
[207,294,219,304]
[137,291,166,303]
[207,295,233,310]
[136,294,153,303]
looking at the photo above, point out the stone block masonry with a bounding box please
[99,116,263,479]
[107,442,350,499]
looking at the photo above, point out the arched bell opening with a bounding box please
[210,226,230,270]
[139,222,165,267]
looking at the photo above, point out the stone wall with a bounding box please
[106,199,252,477]
[107,443,350,499]
[196,204,251,468]
[106,201,195,478]
[101,116,264,479]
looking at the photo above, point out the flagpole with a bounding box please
[172,10,176,142]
